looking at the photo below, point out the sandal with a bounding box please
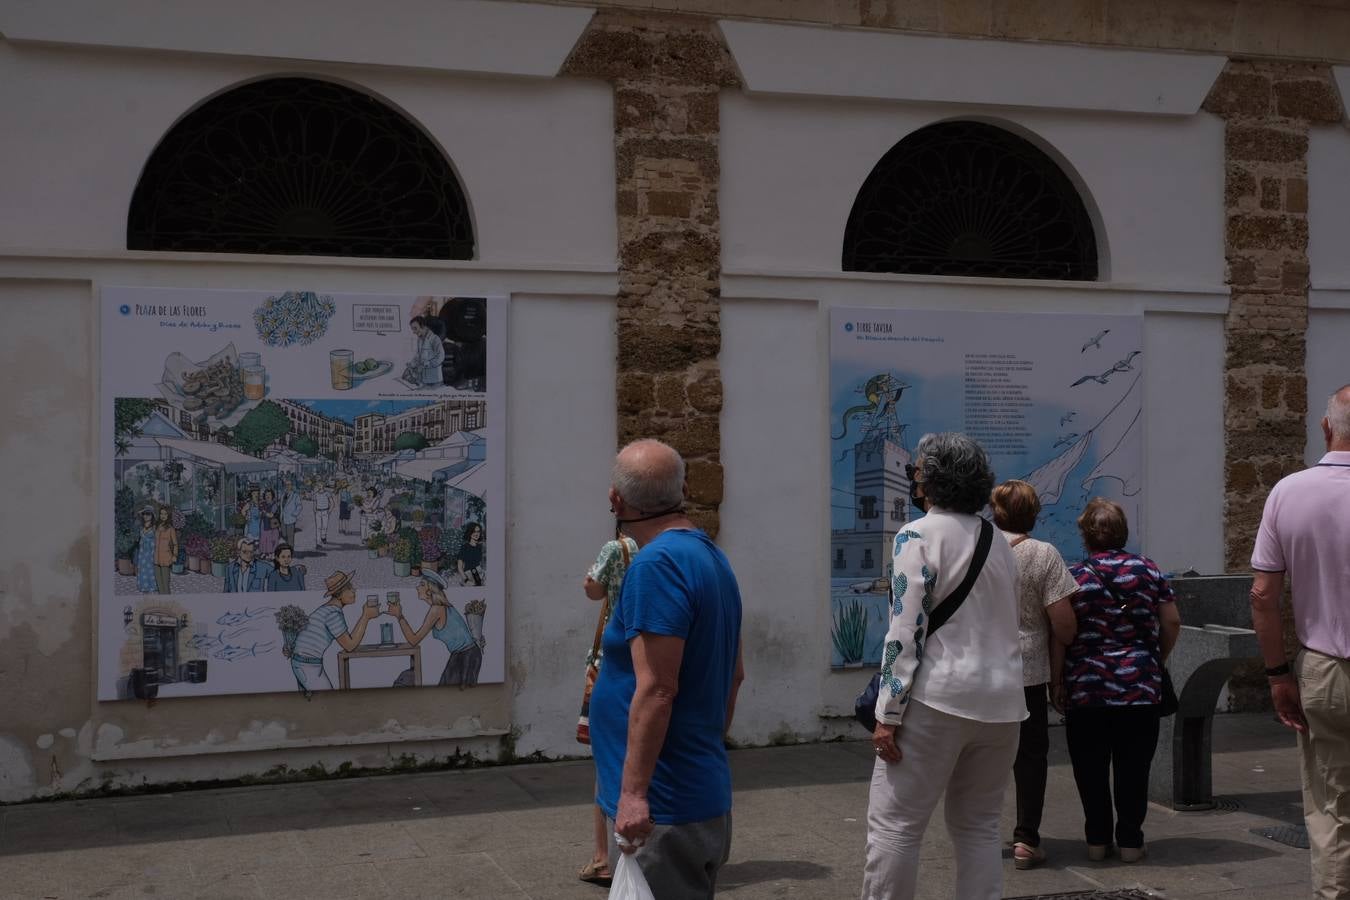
[1013,842,1046,870]
[578,859,612,886]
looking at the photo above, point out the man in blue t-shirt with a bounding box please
[590,439,745,898]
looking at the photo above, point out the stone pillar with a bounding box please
[563,13,738,536]
[1204,62,1341,571]
[1203,61,1342,703]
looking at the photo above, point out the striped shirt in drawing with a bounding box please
[1251,450,1350,660]
[290,604,349,663]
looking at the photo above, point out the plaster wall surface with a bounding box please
[0,41,619,800]
[720,91,1226,289]
[0,42,617,268]
[1305,123,1350,465]
[720,291,1226,730]
[1307,311,1350,463]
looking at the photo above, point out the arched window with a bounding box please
[128,78,473,260]
[842,121,1097,280]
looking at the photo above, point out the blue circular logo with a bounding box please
[844,322,854,332]
[118,304,131,316]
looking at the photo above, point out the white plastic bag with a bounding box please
[608,852,656,900]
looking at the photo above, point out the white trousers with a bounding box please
[862,700,1020,900]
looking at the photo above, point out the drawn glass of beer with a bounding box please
[329,349,354,390]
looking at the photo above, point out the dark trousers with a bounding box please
[1013,683,1050,847]
[1065,705,1161,849]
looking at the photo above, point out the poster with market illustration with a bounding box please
[97,286,505,701]
[829,307,1142,668]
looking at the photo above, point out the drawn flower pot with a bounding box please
[186,555,201,572]
[392,560,411,578]
[378,546,389,558]
[410,565,422,577]
[172,562,185,575]
[116,559,136,577]
[368,549,379,559]
[211,561,227,579]
[466,613,485,643]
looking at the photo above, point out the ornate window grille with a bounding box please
[842,121,1097,280]
[128,77,473,260]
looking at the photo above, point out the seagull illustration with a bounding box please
[1070,371,1113,387]
[1059,411,1077,426]
[1111,350,1142,372]
[1081,329,1111,353]
[1053,433,1081,448]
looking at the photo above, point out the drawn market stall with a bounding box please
[156,437,278,531]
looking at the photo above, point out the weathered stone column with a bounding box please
[1204,61,1341,572]
[1203,61,1342,703]
[563,13,738,536]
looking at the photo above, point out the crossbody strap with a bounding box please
[926,517,994,637]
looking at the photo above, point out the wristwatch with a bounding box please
[1265,662,1291,678]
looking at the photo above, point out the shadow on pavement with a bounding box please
[717,859,833,890]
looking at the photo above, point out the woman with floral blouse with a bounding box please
[864,433,1024,900]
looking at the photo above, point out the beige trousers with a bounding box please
[862,700,1020,900]
[1296,647,1350,899]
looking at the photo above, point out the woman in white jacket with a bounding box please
[863,432,1025,900]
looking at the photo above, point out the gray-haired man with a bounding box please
[589,439,745,899]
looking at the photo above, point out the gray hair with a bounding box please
[612,439,686,512]
[915,432,996,515]
[1328,384,1350,441]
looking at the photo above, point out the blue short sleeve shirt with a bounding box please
[590,529,742,825]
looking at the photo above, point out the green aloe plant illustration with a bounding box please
[831,599,870,664]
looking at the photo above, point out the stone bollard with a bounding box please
[1150,575,1261,810]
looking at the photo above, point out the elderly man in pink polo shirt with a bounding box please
[1251,383,1350,899]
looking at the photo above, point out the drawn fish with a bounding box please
[213,640,276,661]
[186,631,223,650]
[216,606,276,626]
[1060,411,1077,426]
[1081,329,1110,352]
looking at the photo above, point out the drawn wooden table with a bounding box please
[337,643,421,689]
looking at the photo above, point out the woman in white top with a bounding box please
[990,479,1079,871]
[865,433,1025,900]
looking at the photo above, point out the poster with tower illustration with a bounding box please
[829,307,1143,668]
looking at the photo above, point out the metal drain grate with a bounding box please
[1005,891,1163,900]
[1251,824,1310,849]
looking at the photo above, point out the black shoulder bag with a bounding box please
[854,517,995,732]
[1083,560,1178,717]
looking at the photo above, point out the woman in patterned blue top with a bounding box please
[134,508,157,594]
[1053,498,1181,864]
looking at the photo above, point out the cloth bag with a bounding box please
[608,853,656,900]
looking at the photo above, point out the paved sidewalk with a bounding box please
[0,714,1310,899]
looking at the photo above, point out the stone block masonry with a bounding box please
[1203,61,1342,708]
[563,12,738,536]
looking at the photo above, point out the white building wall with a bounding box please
[0,35,618,799]
[0,41,616,267]
[1307,123,1350,464]
[718,90,1227,740]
